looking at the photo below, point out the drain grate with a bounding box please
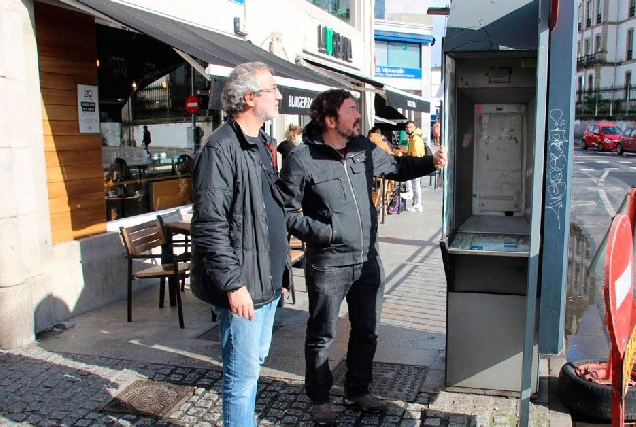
[102,379,195,418]
[196,322,284,341]
[331,360,428,402]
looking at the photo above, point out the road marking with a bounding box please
[630,166,636,170]
[618,161,632,164]
[580,168,594,172]
[596,160,611,164]
[598,189,615,215]
[571,200,597,207]
[598,168,617,186]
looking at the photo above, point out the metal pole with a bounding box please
[191,65,196,152]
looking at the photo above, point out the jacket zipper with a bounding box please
[342,159,364,263]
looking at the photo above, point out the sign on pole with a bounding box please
[185,95,199,114]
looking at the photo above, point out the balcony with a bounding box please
[576,53,609,70]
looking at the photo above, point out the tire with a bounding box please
[597,142,604,152]
[558,360,636,421]
[582,139,588,150]
[617,143,624,156]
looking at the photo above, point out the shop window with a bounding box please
[375,41,420,69]
[375,0,385,19]
[307,0,350,23]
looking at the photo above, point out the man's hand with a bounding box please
[433,145,447,169]
[228,286,254,320]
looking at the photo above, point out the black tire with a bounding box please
[558,360,636,421]
[597,142,604,152]
[582,139,588,150]
[617,143,624,155]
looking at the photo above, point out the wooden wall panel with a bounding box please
[35,3,106,244]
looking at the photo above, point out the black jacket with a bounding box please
[278,122,437,266]
[190,119,292,308]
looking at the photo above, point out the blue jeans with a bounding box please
[304,258,385,404]
[213,290,280,427]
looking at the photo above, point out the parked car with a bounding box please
[582,122,622,151]
[616,128,636,156]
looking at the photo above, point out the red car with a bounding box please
[582,122,622,151]
[616,127,636,155]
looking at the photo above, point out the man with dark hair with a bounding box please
[279,89,446,424]
[190,61,291,427]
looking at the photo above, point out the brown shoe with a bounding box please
[344,394,388,413]
[311,402,337,425]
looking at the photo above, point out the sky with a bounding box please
[430,0,449,67]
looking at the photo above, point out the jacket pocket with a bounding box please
[312,175,347,213]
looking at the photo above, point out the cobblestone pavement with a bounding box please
[0,346,551,427]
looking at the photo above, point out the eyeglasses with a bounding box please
[255,85,280,95]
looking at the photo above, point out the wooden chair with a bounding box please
[157,210,191,292]
[120,219,190,328]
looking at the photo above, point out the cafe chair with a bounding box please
[157,209,191,291]
[119,219,190,328]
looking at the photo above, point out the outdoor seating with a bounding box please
[157,209,191,292]
[119,219,190,328]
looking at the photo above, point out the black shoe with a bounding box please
[311,402,337,425]
[344,394,388,413]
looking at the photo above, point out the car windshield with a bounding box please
[602,126,621,135]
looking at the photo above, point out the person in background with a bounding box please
[279,89,447,425]
[190,61,291,427]
[400,120,427,212]
[432,118,441,146]
[367,126,392,154]
[142,125,152,158]
[277,123,302,161]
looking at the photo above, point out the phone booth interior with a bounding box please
[441,52,540,394]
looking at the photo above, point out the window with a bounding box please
[631,0,636,17]
[584,38,591,57]
[307,0,350,22]
[626,71,632,100]
[595,34,602,52]
[596,0,602,23]
[588,74,594,92]
[586,0,592,27]
[578,76,584,101]
[577,41,581,57]
[578,3,583,30]
[628,29,634,60]
[375,0,385,19]
[375,41,421,69]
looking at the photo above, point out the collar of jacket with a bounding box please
[227,117,274,148]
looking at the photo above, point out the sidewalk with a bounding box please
[0,186,571,426]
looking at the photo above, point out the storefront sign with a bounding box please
[317,25,352,62]
[278,86,316,115]
[77,84,100,134]
[375,66,422,79]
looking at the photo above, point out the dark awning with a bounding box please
[383,87,430,113]
[73,0,342,90]
[208,76,317,115]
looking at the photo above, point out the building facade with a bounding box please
[576,0,636,118]
[0,0,379,349]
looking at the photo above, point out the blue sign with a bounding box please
[375,66,421,79]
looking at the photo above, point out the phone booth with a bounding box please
[440,0,548,395]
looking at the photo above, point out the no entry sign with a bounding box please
[185,95,199,114]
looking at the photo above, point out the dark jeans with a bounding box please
[304,257,385,404]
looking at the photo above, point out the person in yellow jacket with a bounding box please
[401,121,427,211]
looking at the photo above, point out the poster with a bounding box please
[77,84,100,134]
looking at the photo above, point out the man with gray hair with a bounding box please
[190,62,291,426]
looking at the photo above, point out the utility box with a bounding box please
[440,0,544,395]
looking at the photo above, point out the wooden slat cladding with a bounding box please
[35,2,105,244]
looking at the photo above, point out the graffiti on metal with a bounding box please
[546,108,568,228]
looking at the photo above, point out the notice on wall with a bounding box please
[77,84,100,134]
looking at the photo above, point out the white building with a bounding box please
[576,0,636,117]
[373,0,434,134]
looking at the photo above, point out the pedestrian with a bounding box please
[278,89,446,425]
[277,123,302,161]
[400,120,427,212]
[189,61,291,427]
[432,118,441,146]
[367,126,392,154]
[142,125,151,158]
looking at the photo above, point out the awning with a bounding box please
[204,64,332,115]
[383,87,430,113]
[71,0,343,93]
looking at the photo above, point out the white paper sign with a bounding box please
[77,84,100,134]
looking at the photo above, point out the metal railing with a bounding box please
[575,86,636,117]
